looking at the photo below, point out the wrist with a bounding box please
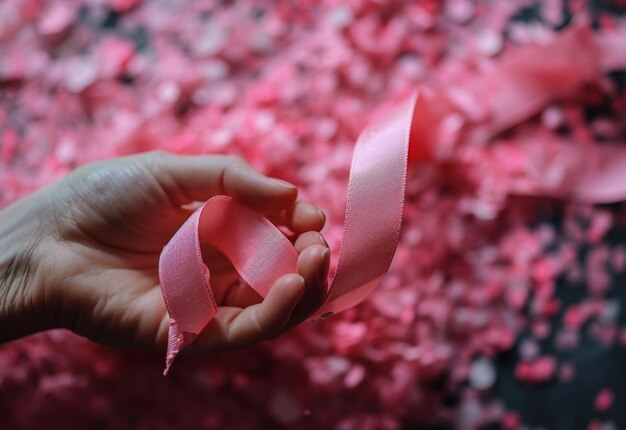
[0,194,51,340]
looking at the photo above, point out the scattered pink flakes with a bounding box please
[555,328,580,350]
[506,285,529,310]
[1,128,18,163]
[1,1,626,428]
[98,38,135,79]
[588,210,613,244]
[515,356,557,384]
[588,420,603,430]
[559,361,575,383]
[531,257,558,284]
[469,357,496,390]
[331,322,368,352]
[541,0,564,26]
[445,0,475,23]
[595,388,615,412]
[483,326,515,352]
[563,305,587,330]
[586,246,612,295]
[542,106,565,130]
[619,327,626,347]
[109,0,142,13]
[37,2,75,37]
[589,321,617,347]
[532,356,557,382]
[532,319,552,339]
[343,364,366,388]
[610,246,626,273]
[501,411,521,430]
[269,388,301,426]
[475,30,504,57]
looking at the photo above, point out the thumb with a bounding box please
[141,151,298,213]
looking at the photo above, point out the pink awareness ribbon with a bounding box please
[159,24,626,375]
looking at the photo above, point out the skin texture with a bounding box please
[0,151,329,353]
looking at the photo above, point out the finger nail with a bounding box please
[311,249,331,306]
[319,209,326,225]
[294,275,306,302]
[268,177,296,190]
[321,248,330,275]
[315,231,328,247]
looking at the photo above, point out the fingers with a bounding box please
[282,243,330,330]
[192,274,305,350]
[294,231,328,252]
[207,232,329,312]
[186,241,330,352]
[141,151,327,232]
[268,201,326,233]
[143,151,297,213]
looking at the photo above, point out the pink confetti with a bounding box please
[559,361,575,383]
[1,1,625,428]
[595,388,615,412]
[515,356,557,384]
[37,2,76,38]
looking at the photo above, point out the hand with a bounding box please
[0,151,329,352]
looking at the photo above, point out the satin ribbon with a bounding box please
[159,94,416,375]
[159,25,626,374]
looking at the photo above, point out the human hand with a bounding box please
[0,151,329,352]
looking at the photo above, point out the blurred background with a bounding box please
[1,0,626,429]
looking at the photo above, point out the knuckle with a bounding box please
[223,155,248,169]
[145,150,173,166]
[250,308,266,339]
[222,156,250,186]
[227,155,245,164]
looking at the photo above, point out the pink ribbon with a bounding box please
[159,25,626,375]
[159,94,417,375]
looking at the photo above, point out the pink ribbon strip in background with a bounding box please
[159,24,626,375]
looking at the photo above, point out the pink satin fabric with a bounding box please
[159,25,626,374]
[159,196,299,374]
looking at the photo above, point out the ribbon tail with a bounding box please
[163,319,198,376]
